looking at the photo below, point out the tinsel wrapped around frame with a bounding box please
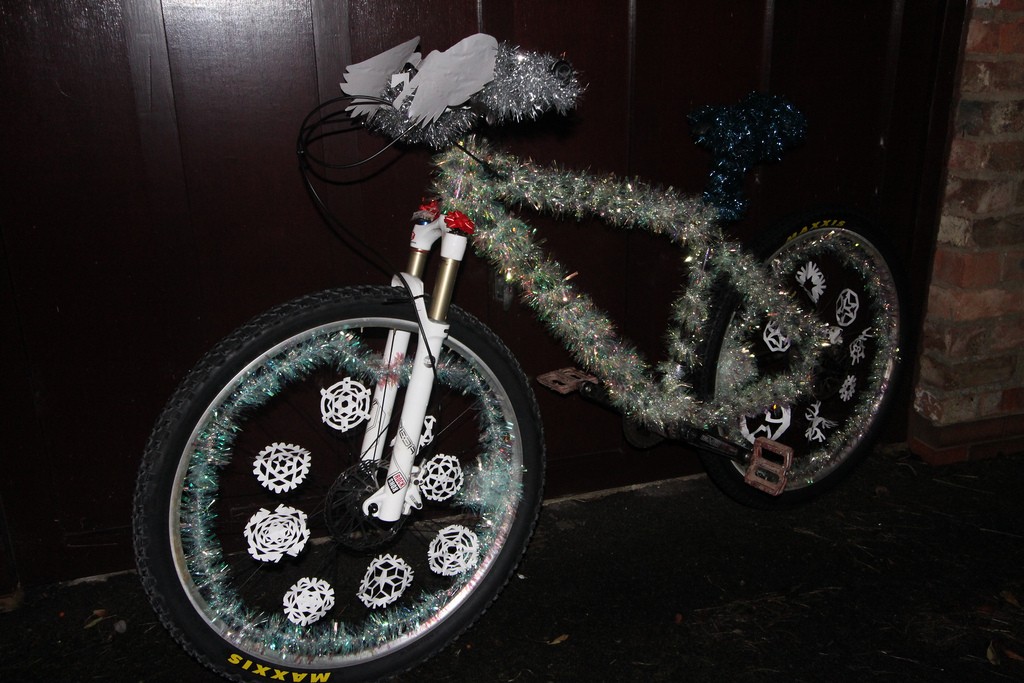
[434,138,826,431]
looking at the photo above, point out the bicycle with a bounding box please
[133,34,905,682]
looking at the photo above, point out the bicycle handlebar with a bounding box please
[341,34,583,149]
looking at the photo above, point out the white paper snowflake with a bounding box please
[418,453,464,502]
[418,415,437,448]
[826,325,844,346]
[835,288,860,327]
[804,401,838,443]
[428,525,480,576]
[253,442,311,493]
[283,577,335,626]
[840,375,857,402]
[243,504,310,562]
[762,320,791,353]
[740,405,792,443]
[357,554,414,609]
[795,261,827,303]
[320,377,371,431]
[849,328,872,365]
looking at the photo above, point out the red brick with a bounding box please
[925,387,1004,424]
[962,59,1024,93]
[1002,250,1024,282]
[913,387,944,423]
[989,0,1024,13]
[947,138,986,170]
[944,175,1017,214]
[956,99,1024,136]
[908,437,971,465]
[948,140,1024,174]
[989,316,1024,351]
[960,61,994,93]
[918,353,1016,390]
[932,246,1003,287]
[993,59,1024,89]
[1001,386,1024,413]
[937,215,975,247]
[921,320,990,355]
[987,99,1024,133]
[967,19,1001,53]
[973,214,1024,247]
[987,140,1024,173]
[928,284,1024,321]
[1000,20,1024,53]
[948,138,979,169]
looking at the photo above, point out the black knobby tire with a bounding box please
[133,286,545,681]
[697,210,905,508]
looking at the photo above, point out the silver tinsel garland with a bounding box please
[434,138,826,431]
[361,43,583,149]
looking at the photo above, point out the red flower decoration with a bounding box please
[417,199,441,220]
[444,211,475,236]
[413,197,442,222]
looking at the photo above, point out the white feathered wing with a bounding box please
[340,36,422,119]
[405,33,499,126]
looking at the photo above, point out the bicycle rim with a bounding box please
[146,302,538,677]
[713,226,902,489]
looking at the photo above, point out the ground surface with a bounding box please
[2,448,1023,682]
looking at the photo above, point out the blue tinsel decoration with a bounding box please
[688,92,807,221]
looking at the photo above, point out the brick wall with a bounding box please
[910,0,1024,463]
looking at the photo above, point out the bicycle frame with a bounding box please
[438,138,823,429]
[361,136,824,521]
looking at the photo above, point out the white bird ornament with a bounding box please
[341,34,498,127]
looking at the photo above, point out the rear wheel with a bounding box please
[133,286,544,681]
[698,210,905,507]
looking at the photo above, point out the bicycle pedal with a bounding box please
[744,437,794,496]
[536,367,598,395]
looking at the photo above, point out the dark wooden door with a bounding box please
[1,0,967,584]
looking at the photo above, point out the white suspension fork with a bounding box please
[359,218,443,463]
[362,216,470,522]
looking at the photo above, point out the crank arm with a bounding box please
[674,425,750,464]
[676,428,793,496]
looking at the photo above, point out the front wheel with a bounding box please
[698,210,905,508]
[133,286,544,681]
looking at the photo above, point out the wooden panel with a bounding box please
[160,0,344,334]
[0,0,197,582]
[0,0,969,583]
[631,0,769,188]
[627,0,769,364]
[758,0,901,221]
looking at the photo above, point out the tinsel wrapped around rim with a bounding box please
[178,327,522,658]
